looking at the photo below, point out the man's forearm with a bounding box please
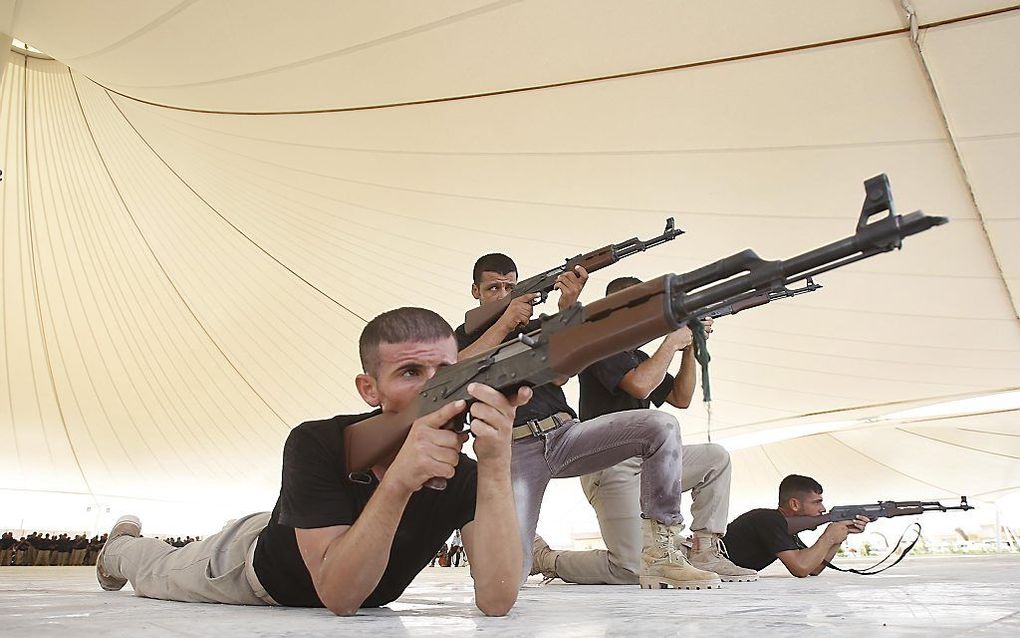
[810,543,840,576]
[470,457,521,614]
[317,478,411,614]
[791,537,840,577]
[459,323,512,359]
[621,342,676,398]
[667,348,696,408]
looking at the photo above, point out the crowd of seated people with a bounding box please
[0,531,201,566]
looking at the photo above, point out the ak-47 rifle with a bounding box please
[702,278,822,319]
[786,497,974,535]
[344,174,947,488]
[787,497,973,575]
[463,218,685,335]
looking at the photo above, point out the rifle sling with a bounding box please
[689,319,712,404]
[798,522,923,576]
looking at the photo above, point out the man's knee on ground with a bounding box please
[606,550,639,582]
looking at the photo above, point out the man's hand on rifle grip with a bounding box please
[498,294,539,332]
[467,384,533,463]
[555,265,589,311]
[386,400,469,494]
[847,515,870,534]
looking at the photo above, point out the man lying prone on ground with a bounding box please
[722,474,869,577]
[96,307,530,616]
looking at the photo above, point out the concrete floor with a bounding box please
[1,555,1018,637]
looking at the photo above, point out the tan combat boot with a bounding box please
[685,531,759,582]
[96,515,142,591]
[530,535,560,580]
[640,518,721,590]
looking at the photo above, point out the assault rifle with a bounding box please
[702,278,822,320]
[786,497,973,535]
[463,218,685,335]
[345,174,947,487]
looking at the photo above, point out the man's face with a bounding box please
[795,492,826,516]
[472,270,517,306]
[355,337,458,414]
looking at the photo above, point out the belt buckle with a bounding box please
[527,419,546,439]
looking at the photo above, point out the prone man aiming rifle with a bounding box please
[787,497,974,575]
[345,174,948,490]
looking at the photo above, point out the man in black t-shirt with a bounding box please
[723,474,869,576]
[457,254,720,590]
[96,307,528,616]
[533,277,757,585]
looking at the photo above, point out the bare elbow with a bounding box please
[322,591,362,617]
[327,603,359,617]
[621,381,654,401]
[476,592,518,617]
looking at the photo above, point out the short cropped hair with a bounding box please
[606,276,642,296]
[778,474,823,507]
[473,253,518,284]
[359,307,454,374]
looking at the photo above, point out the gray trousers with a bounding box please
[511,409,683,580]
[556,443,733,585]
[102,512,275,605]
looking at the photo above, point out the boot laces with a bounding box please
[657,523,688,563]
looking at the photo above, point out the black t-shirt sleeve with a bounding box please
[589,351,642,394]
[278,426,357,529]
[648,372,675,407]
[454,324,472,351]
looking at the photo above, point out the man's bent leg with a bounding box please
[550,457,642,585]
[511,436,553,583]
[680,444,757,582]
[102,512,273,604]
[545,410,682,525]
[680,443,732,534]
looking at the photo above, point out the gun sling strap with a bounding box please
[796,522,924,576]
[688,320,713,440]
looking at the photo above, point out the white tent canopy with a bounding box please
[1,1,1017,533]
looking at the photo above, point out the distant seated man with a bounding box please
[722,474,869,577]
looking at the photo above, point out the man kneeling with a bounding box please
[96,307,529,616]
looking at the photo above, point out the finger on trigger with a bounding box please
[427,400,466,428]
